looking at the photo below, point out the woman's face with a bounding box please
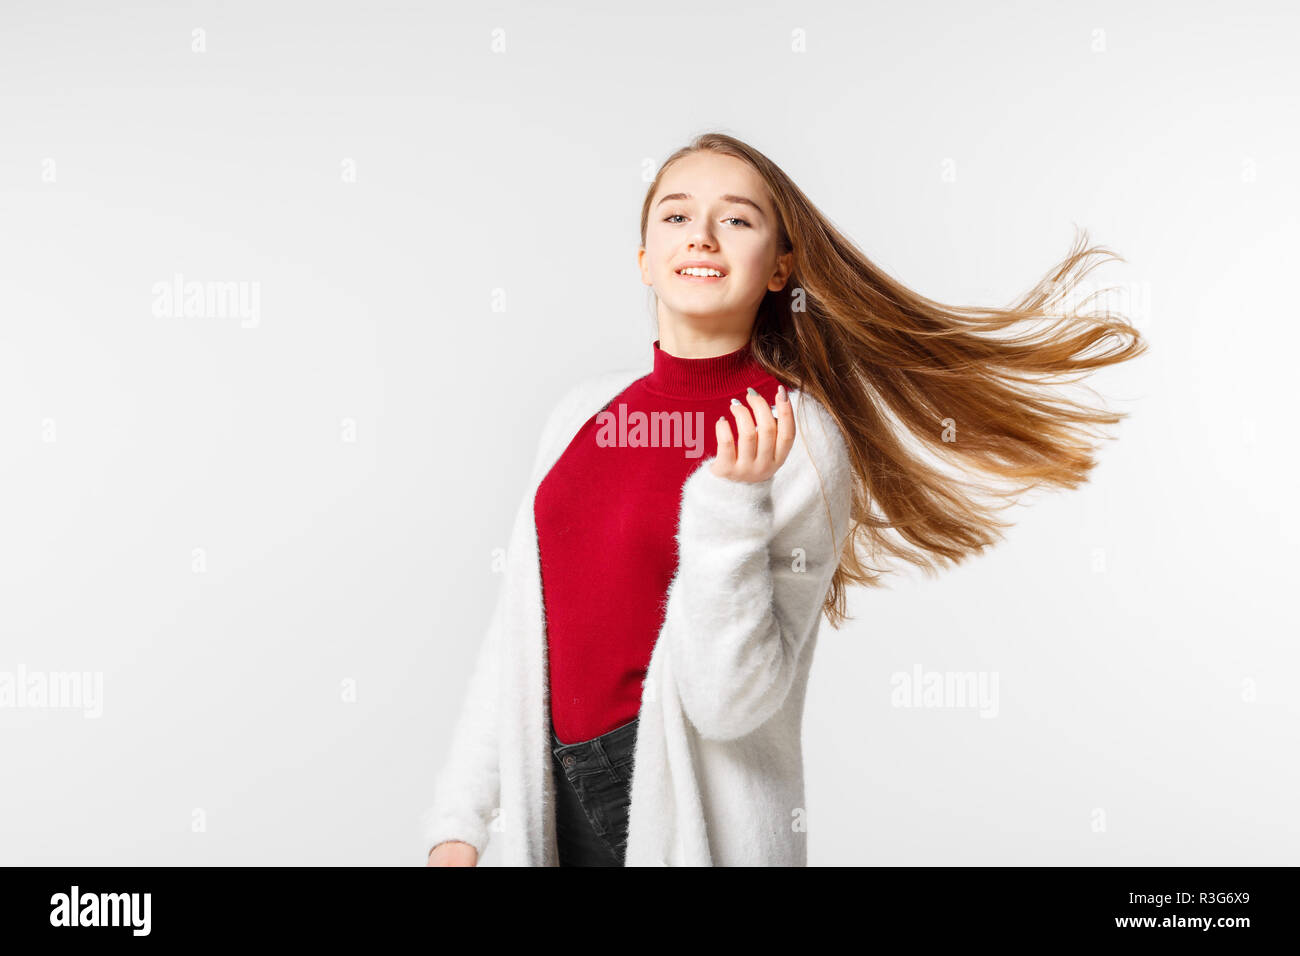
[639,151,792,334]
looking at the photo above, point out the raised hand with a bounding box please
[711,384,795,483]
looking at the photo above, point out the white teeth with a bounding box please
[679,267,724,277]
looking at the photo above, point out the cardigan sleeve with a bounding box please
[420,386,583,859]
[419,580,506,859]
[663,392,855,742]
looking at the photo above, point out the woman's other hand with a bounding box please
[711,384,795,483]
[427,840,478,866]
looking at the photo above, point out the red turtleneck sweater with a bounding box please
[534,339,782,744]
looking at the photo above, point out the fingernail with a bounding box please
[746,387,759,397]
[730,397,742,406]
[777,384,787,401]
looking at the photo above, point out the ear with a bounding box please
[637,246,654,287]
[768,250,794,291]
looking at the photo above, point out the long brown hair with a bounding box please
[640,132,1148,628]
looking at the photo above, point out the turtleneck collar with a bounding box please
[644,338,766,400]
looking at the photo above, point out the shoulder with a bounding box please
[773,388,856,543]
[533,362,651,460]
[553,365,646,417]
[786,388,852,483]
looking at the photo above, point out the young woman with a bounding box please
[422,132,1147,867]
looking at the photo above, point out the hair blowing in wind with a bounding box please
[640,132,1149,628]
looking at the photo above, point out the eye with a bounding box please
[663,213,752,227]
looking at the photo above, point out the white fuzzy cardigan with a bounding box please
[420,354,854,866]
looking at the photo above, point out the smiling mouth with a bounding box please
[675,268,727,280]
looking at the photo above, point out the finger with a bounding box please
[714,414,736,466]
[744,387,776,463]
[729,397,757,466]
[773,383,796,466]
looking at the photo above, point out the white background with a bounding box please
[1,0,1295,865]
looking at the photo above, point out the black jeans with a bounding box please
[551,716,638,867]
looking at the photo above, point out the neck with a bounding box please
[655,321,753,360]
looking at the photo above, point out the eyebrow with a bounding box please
[655,192,767,220]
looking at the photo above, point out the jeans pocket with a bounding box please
[568,776,609,836]
[598,783,632,860]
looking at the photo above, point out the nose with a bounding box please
[687,224,717,248]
